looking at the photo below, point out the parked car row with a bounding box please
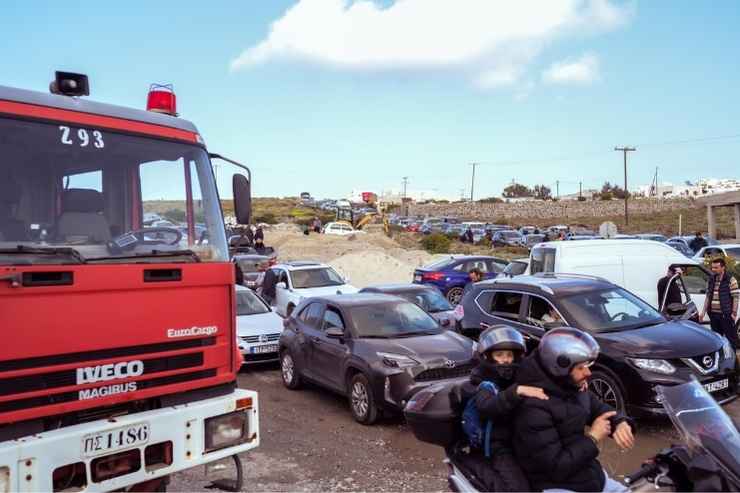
[232,242,738,427]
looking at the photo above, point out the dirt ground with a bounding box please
[170,364,740,492]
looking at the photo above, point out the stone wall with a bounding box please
[407,198,696,222]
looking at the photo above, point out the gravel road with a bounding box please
[170,363,740,492]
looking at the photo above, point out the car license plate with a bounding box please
[704,379,729,393]
[82,423,149,457]
[251,344,278,354]
[414,275,421,282]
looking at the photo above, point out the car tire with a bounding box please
[280,350,302,390]
[348,373,378,425]
[446,287,464,306]
[588,369,626,414]
[286,304,295,317]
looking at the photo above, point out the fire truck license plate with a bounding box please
[703,379,729,393]
[251,344,278,354]
[82,423,150,457]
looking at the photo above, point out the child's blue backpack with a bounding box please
[461,381,498,458]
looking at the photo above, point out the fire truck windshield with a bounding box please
[0,116,229,264]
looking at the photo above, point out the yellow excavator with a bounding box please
[335,196,389,235]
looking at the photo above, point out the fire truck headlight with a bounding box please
[0,467,9,493]
[204,411,248,452]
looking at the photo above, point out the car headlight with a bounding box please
[722,339,735,360]
[377,352,419,368]
[627,358,676,375]
[204,411,249,453]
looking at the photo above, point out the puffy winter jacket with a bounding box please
[512,352,631,492]
[464,359,522,456]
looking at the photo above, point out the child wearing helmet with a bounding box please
[464,325,549,492]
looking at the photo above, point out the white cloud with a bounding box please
[542,53,600,84]
[230,0,631,89]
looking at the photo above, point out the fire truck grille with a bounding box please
[0,369,217,414]
[0,337,216,373]
[0,353,205,396]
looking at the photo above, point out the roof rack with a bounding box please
[533,272,611,283]
[286,260,321,267]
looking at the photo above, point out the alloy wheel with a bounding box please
[281,354,294,385]
[351,381,369,419]
[447,287,464,306]
[589,378,618,409]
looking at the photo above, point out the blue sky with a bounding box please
[3,1,740,200]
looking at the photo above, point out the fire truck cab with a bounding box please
[0,72,258,492]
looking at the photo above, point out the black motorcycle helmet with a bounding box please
[476,325,526,381]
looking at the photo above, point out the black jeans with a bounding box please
[709,312,738,349]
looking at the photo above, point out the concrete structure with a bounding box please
[697,191,740,240]
[637,178,740,199]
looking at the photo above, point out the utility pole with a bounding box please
[556,180,560,199]
[469,163,478,202]
[401,176,409,199]
[614,146,636,226]
[579,181,583,199]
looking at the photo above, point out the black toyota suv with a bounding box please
[279,294,475,424]
[456,273,737,416]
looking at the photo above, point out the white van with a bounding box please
[528,240,711,310]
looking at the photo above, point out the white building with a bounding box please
[637,178,740,198]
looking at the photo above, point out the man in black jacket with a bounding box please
[513,328,635,492]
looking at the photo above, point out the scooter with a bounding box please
[624,378,740,492]
[405,378,740,492]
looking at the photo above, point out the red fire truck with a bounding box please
[0,72,258,491]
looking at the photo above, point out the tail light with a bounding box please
[147,84,177,116]
[422,272,445,281]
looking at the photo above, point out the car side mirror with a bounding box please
[326,327,344,339]
[276,282,287,290]
[232,174,252,225]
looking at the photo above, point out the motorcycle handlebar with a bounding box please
[624,462,660,486]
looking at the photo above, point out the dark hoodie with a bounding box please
[466,359,522,456]
[512,352,631,492]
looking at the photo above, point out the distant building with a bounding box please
[636,177,740,198]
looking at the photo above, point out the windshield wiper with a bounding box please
[395,331,436,338]
[86,249,201,263]
[359,335,392,339]
[0,245,86,264]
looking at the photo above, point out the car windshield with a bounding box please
[502,231,520,238]
[724,247,740,257]
[559,288,665,332]
[351,301,442,338]
[395,289,453,313]
[236,289,270,315]
[0,116,228,265]
[290,267,345,289]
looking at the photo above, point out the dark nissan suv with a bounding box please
[279,294,475,424]
[456,273,737,416]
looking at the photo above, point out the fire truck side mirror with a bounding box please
[233,174,251,225]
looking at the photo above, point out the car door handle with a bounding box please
[311,336,321,343]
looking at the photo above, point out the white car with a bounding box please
[692,244,740,262]
[235,285,285,364]
[323,222,363,236]
[262,261,359,317]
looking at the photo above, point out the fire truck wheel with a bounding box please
[280,350,303,390]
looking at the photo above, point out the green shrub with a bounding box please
[420,233,451,254]
[254,212,277,224]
